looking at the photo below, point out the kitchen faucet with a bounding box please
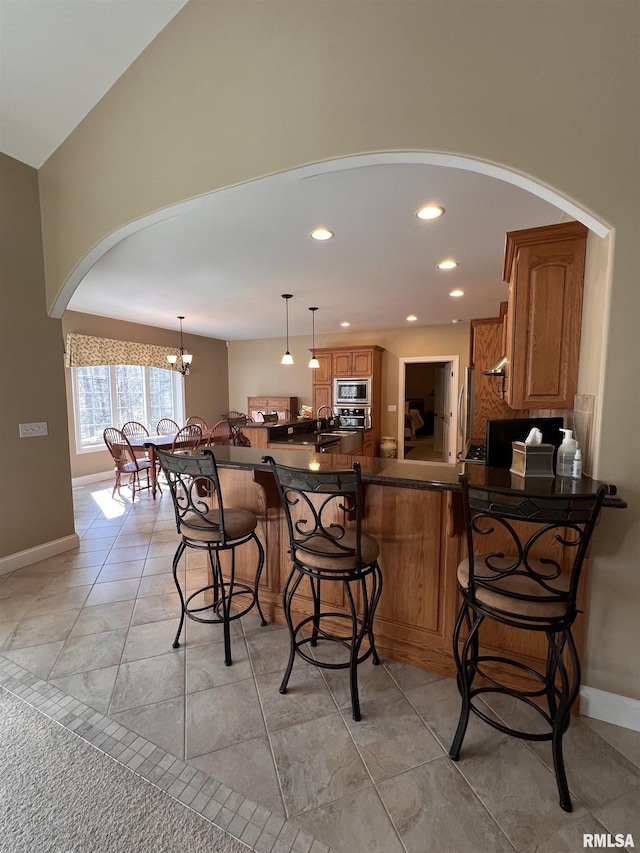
[316,405,333,419]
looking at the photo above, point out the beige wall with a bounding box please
[62,311,229,478]
[229,323,471,440]
[17,0,640,699]
[0,154,75,558]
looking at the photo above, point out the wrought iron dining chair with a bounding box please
[258,412,279,424]
[449,474,607,811]
[222,411,250,446]
[152,446,267,665]
[103,427,155,501]
[263,456,383,721]
[156,417,180,436]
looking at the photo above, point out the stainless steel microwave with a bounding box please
[333,377,371,406]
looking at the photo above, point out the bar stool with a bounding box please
[264,457,383,721]
[450,474,607,811]
[153,446,267,665]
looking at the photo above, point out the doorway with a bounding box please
[398,356,459,463]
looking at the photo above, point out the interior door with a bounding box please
[434,367,446,455]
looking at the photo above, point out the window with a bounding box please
[72,365,185,451]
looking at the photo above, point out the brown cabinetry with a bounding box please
[470,303,528,439]
[333,348,373,376]
[503,221,587,409]
[247,396,298,422]
[312,345,384,455]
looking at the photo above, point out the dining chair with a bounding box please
[103,427,156,501]
[263,456,383,721]
[449,474,607,811]
[153,446,267,664]
[209,420,233,445]
[186,415,208,431]
[156,417,179,436]
[258,412,279,423]
[121,421,150,460]
[171,423,202,451]
[222,411,250,446]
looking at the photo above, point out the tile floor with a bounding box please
[1,482,639,853]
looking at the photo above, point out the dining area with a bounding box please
[102,413,253,500]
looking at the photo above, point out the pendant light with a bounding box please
[308,307,320,369]
[166,315,193,375]
[281,294,294,365]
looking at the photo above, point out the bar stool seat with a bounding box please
[264,456,383,721]
[450,474,607,812]
[152,445,267,666]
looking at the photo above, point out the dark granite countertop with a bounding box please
[203,445,624,505]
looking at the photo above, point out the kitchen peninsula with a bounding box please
[206,445,622,694]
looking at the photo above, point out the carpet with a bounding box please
[0,688,249,853]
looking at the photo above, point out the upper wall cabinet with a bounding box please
[503,221,588,410]
[332,347,377,376]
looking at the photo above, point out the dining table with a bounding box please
[129,431,213,497]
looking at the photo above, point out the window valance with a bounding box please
[64,333,178,370]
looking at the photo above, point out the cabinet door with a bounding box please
[313,384,332,415]
[333,352,353,375]
[313,353,331,383]
[352,350,373,375]
[505,227,586,409]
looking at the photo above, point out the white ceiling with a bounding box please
[0,0,568,342]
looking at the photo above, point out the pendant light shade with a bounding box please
[281,294,294,365]
[308,306,320,369]
[166,315,193,375]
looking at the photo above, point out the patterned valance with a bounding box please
[64,333,178,370]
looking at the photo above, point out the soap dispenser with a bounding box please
[556,429,577,477]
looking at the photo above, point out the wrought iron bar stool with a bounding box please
[449,474,607,811]
[152,446,267,665]
[264,457,383,721]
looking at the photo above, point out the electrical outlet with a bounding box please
[287,426,294,434]
[19,422,48,438]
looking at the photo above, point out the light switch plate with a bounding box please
[19,422,48,438]
[388,404,397,412]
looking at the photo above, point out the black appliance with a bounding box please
[486,417,565,469]
[333,406,371,429]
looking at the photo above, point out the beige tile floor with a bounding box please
[1,482,639,853]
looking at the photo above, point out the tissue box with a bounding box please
[509,441,555,478]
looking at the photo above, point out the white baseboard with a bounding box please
[0,534,80,577]
[580,686,640,732]
[72,470,113,487]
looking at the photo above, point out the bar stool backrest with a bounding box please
[258,412,279,423]
[153,447,228,544]
[264,457,364,567]
[460,476,607,624]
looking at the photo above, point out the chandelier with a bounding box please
[166,315,193,375]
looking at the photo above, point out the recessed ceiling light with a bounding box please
[416,205,444,220]
[310,228,334,241]
[449,289,464,298]
[438,259,458,270]
[340,321,350,327]
[406,315,417,322]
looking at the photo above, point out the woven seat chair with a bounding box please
[103,427,155,501]
[152,446,267,664]
[450,474,607,812]
[263,456,383,721]
[156,417,179,436]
